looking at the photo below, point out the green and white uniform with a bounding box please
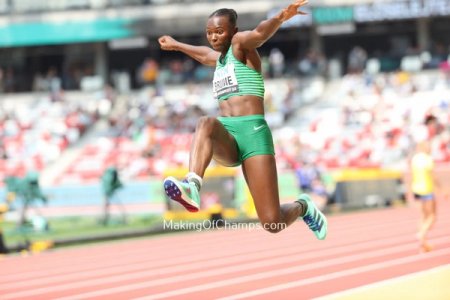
[213,46,274,165]
[213,46,265,101]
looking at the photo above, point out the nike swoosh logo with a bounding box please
[253,125,265,131]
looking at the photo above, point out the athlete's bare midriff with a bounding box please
[219,95,264,117]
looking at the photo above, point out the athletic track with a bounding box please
[1,201,449,300]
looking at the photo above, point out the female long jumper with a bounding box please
[158,0,327,238]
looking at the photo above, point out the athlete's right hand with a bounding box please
[279,0,308,22]
[158,35,178,51]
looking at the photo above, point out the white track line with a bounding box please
[2,218,449,298]
[0,220,431,291]
[313,264,450,300]
[44,236,450,300]
[0,206,424,278]
[1,214,429,285]
[1,205,447,300]
[214,250,450,300]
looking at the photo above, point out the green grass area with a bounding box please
[1,214,164,248]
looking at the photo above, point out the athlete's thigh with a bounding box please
[209,118,240,167]
[422,199,436,216]
[242,155,280,219]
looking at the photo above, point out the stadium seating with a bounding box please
[0,93,97,185]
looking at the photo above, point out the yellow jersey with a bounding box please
[411,152,434,195]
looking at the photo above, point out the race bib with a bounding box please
[213,63,239,99]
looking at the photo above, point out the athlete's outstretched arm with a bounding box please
[234,0,308,49]
[158,35,220,67]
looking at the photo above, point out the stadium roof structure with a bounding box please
[1,0,450,47]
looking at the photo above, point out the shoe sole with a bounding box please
[299,194,328,240]
[164,177,199,212]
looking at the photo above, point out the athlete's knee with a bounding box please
[428,214,436,224]
[196,116,216,136]
[260,215,285,233]
[262,222,285,233]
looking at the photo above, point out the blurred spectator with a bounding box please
[101,166,126,225]
[261,56,270,78]
[348,46,368,74]
[0,139,7,159]
[138,58,159,86]
[168,59,184,84]
[0,67,4,93]
[4,172,48,227]
[4,67,16,93]
[295,161,321,193]
[182,58,196,82]
[46,67,63,102]
[424,114,443,139]
[298,49,326,77]
[269,48,285,78]
[32,72,47,92]
[0,200,9,253]
[280,81,295,121]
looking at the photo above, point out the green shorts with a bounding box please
[218,114,275,166]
